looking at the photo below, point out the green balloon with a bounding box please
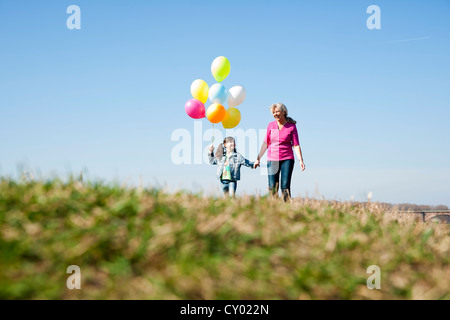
[211,56,231,82]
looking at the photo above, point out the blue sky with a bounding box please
[1,0,449,206]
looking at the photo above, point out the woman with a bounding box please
[254,103,305,201]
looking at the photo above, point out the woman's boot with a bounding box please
[269,183,279,199]
[282,189,291,202]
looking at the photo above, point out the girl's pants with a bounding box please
[220,180,237,196]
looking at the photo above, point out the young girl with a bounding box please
[208,137,255,198]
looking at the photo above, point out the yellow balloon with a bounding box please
[206,103,226,123]
[190,79,209,104]
[222,107,241,129]
[211,56,231,82]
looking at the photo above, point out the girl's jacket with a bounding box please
[208,151,255,181]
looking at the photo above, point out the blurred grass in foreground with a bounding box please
[0,176,448,300]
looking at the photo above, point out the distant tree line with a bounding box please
[377,202,449,211]
[307,198,449,212]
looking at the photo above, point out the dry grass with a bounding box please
[0,177,448,299]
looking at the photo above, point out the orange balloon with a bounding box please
[206,103,226,123]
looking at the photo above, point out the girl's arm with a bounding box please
[208,144,217,165]
[238,154,255,168]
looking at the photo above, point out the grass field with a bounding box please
[0,176,448,299]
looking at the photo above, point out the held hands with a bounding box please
[208,144,214,153]
[252,158,304,170]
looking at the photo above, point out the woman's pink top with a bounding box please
[264,121,300,161]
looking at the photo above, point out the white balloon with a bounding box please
[227,86,246,108]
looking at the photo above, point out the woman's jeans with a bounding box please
[220,180,237,197]
[267,159,295,201]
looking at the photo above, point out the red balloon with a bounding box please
[185,99,205,119]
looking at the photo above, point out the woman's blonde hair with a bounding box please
[270,103,296,124]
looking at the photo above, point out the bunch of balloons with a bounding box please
[184,56,246,129]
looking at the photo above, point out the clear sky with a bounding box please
[1,0,449,206]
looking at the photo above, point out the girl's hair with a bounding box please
[270,103,296,124]
[215,137,237,161]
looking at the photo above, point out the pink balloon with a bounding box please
[185,99,205,119]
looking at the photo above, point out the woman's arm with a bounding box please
[293,145,305,171]
[254,142,268,168]
[291,125,305,171]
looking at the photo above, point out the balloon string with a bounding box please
[212,124,215,143]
